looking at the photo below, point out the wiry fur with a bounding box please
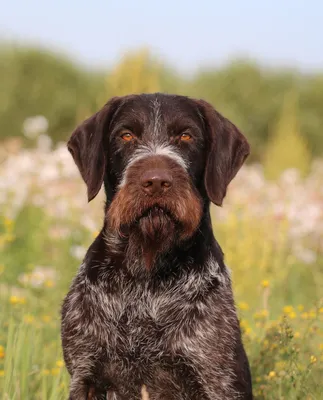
[61,93,253,399]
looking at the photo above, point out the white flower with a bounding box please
[37,134,52,152]
[22,116,49,139]
[70,245,87,260]
[18,266,57,288]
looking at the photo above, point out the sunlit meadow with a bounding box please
[1,127,323,399]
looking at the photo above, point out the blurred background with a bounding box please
[0,1,322,399]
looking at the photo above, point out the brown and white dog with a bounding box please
[61,93,253,399]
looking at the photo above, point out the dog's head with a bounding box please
[68,94,250,267]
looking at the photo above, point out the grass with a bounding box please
[0,181,323,399]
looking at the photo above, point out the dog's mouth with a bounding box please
[138,205,178,223]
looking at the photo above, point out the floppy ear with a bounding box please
[197,99,250,206]
[67,97,121,202]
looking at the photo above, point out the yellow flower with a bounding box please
[261,280,270,288]
[51,368,61,376]
[3,218,13,228]
[301,312,309,320]
[294,331,301,339]
[42,315,52,323]
[309,310,316,319]
[0,370,5,377]
[240,319,249,328]
[319,307,323,314]
[319,343,323,351]
[43,369,50,376]
[56,360,64,368]
[288,311,297,319]
[44,280,54,288]
[245,327,252,336]
[238,302,249,311]
[283,305,293,314]
[310,355,317,364]
[93,230,100,238]
[254,309,268,320]
[9,295,26,305]
[23,314,34,324]
[298,304,304,312]
[268,371,276,378]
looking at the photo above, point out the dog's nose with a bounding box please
[141,169,173,196]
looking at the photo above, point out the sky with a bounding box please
[1,0,322,72]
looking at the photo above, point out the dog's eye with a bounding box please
[120,131,134,142]
[180,133,192,141]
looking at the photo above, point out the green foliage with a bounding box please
[1,44,323,159]
[108,48,161,97]
[0,44,100,144]
[263,91,312,180]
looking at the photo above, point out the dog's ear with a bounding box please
[67,97,121,202]
[196,99,250,206]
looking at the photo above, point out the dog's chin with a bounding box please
[128,206,178,270]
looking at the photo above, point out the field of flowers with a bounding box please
[0,134,323,399]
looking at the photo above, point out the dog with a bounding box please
[61,93,253,399]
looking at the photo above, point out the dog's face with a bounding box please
[67,94,250,267]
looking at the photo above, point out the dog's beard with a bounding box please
[107,172,203,270]
[127,207,178,270]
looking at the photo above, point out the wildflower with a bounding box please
[283,305,294,314]
[294,331,301,338]
[18,266,57,289]
[22,115,48,139]
[3,218,13,228]
[51,368,61,376]
[0,370,5,377]
[309,310,317,319]
[301,312,309,320]
[319,344,323,351]
[288,311,297,319]
[254,309,268,320]
[43,369,50,376]
[238,302,249,311]
[298,304,304,312]
[0,345,4,359]
[268,371,276,379]
[244,327,252,336]
[9,295,26,305]
[261,280,270,288]
[319,307,323,314]
[42,315,52,323]
[310,355,317,364]
[23,314,34,324]
[70,245,86,260]
[44,280,54,288]
[56,360,64,368]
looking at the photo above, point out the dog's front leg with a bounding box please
[68,374,89,399]
[68,375,105,400]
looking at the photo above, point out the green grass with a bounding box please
[1,202,322,399]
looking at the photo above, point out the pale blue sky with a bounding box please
[1,0,322,72]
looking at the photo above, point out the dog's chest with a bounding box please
[78,274,210,358]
